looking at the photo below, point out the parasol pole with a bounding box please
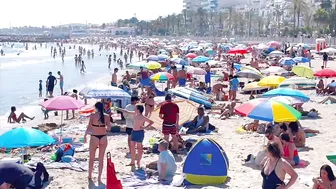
[60,110,63,143]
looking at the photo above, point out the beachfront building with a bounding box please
[183,0,249,12]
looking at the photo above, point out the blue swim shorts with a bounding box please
[131,130,145,143]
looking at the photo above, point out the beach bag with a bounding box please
[255,150,266,166]
[106,152,122,189]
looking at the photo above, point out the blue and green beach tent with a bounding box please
[183,138,229,185]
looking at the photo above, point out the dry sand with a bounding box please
[1,56,335,189]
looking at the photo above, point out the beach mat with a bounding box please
[149,100,198,131]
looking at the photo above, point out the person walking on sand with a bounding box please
[117,105,154,168]
[111,68,118,87]
[84,102,111,182]
[46,72,57,97]
[323,52,328,68]
[57,71,64,95]
[124,97,139,157]
[177,65,187,87]
[159,94,179,153]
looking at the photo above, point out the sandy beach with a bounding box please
[1,47,335,189]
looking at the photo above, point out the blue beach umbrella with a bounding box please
[170,58,188,65]
[192,56,210,63]
[279,57,296,66]
[234,63,242,71]
[147,55,159,61]
[261,88,310,102]
[0,127,55,148]
[293,57,309,63]
[158,54,169,62]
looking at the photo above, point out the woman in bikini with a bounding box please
[143,87,155,117]
[313,164,336,189]
[7,106,35,123]
[84,102,111,182]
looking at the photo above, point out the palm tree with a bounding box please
[291,0,308,32]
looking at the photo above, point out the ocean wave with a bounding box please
[0,56,72,69]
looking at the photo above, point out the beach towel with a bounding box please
[28,161,88,172]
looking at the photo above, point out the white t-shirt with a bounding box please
[158,150,177,178]
[125,104,135,128]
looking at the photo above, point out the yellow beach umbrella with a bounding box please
[258,76,286,87]
[146,61,162,70]
[241,66,262,74]
[243,82,268,91]
[292,65,314,79]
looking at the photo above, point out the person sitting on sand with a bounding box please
[146,140,177,182]
[260,142,298,189]
[84,102,111,182]
[316,79,324,95]
[184,107,210,134]
[41,99,50,119]
[288,122,306,148]
[117,105,154,168]
[7,106,35,123]
[244,120,260,132]
[219,101,236,120]
[313,164,336,189]
[265,127,283,155]
[280,133,300,166]
[324,80,336,95]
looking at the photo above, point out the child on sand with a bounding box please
[117,105,154,168]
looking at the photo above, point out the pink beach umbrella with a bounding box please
[41,96,85,110]
[41,96,85,141]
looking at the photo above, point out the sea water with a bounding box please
[0,42,124,127]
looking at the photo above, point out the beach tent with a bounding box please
[183,138,229,185]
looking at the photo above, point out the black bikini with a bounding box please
[261,158,284,189]
[91,124,107,140]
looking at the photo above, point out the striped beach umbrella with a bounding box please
[150,72,175,81]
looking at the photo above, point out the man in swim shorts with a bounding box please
[177,65,187,87]
[57,71,64,95]
[111,68,118,87]
[46,72,57,97]
[229,75,239,101]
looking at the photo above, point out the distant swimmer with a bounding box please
[74,54,78,66]
[57,71,64,95]
[113,53,116,62]
[39,80,43,97]
[80,61,86,73]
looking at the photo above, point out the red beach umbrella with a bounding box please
[313,69,336,78]
[228,49,248,54]
[106,152,122,189]
[186,53,197,59]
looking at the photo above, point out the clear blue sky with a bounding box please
[0,0,183,28]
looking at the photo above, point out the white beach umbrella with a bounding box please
[320,48,336,53]
[262,66,288,74]
[187,66,207,75]
[237,70,263,79]
[80,84,131,100]
[278,77,316,88]
[269,50,283,57]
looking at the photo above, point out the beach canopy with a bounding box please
[278,77,316,88]
[150,72,174,81]
[242,82,268,92]
[235,98,302,122]
[314,69,336,78]
[258,76,286,87]
[261,88,310,102]
[0,127,55,148]
[292,65,314,78]
[80,84,131,100]
[41,96,85,110]
[183,138,229,185]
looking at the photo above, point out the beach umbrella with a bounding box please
[187,67,207,75]
[158,54,169,62]
[270,96,305,105]
[256,43,268,50]
[328,82,336,87]
[186,53,197,59]
[233,63,242,71]
[147,55,159,61]
[228,49,248,54]
[261,88,310,102]
[268,50,283,57]
[240,65,262,74]
[242,82,268,92]
[278,77,316,88]
[192,56,210,63]
[170,57,188,65]
[80,84,131,100]
[157,49,168,55]
[258,76,286,87]
[203,60,220,67]
[292,65,314,78]
[262,66,287,74]
[0,127,55,148]
[267,41,281,47]
[236,70,263,79]
[279,57,296,66]
[314,69,336,78]
[235,98,302,122]
[150,72,175,81]
[126,62,147,70]
[296,43,310,49]
[293,57,309,63]
[146,61,162,70]
[320,48,336,53]
[41,96,84,110]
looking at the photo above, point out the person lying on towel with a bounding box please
[183,107,210,134]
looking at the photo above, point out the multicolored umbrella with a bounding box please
[314,69,336,78]
[292,65,314,78]
[146,61,162,70]
[150,72,175,81]
[258,76,286,87]
[261,88,310,102]
[278,77,316,88]
[235,98,302,122]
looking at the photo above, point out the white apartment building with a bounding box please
[183,0,248,11]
